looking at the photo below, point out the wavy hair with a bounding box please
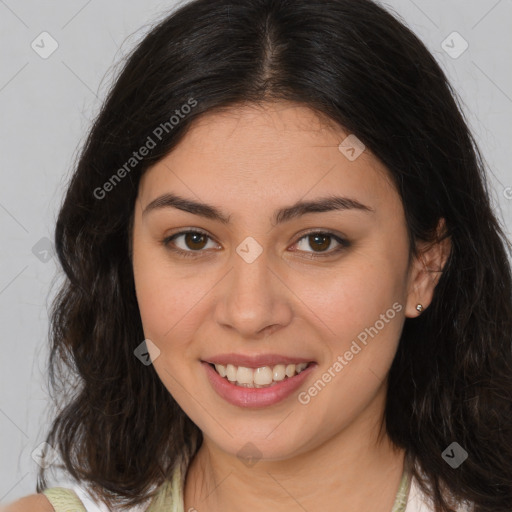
[37,0,512,510]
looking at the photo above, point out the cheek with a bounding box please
[134,269,199,348]
[132,242,216,368]
[307,256,405,338]
[132,238,184,342]
[299,247,408,405]
[297,276,405,420]
[132,249,201,402]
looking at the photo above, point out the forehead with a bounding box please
[137,101,399,215]
[165,101,347,166]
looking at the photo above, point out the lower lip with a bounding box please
[202,361,316,408]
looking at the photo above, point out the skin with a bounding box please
[2,494,54,511]
[129,101,450,512]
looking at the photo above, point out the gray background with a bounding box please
[0,0,511,505]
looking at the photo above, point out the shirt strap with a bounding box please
[42,487,88,512]
[146,460,184,512]
[391,457,413,512]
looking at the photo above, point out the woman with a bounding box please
[5,0,512,511]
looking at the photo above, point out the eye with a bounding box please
[161,229,349,259]
[161,229,219,259]
[291,230,349,258]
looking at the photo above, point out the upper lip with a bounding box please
[203,353,316,368]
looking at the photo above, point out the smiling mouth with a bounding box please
[207,361,314,388]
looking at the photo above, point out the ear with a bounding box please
[405,218,451,318]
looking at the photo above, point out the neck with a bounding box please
[183,386,406,512]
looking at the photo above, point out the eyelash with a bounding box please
[160,228,350,260]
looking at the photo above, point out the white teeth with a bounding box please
[254,366,273,386]
[212,362,310,388]
[226,364,237,382]
[285,364,296,377]
[273,364,286,381]
[216,364,227,378]
[236,366,253,384]
[296,362,308,372]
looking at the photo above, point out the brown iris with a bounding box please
[307,233,331,252]
[184,232,208,250]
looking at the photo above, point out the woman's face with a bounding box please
[131,101,425,461]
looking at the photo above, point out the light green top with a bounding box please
[42,460,185,512]
[42,456,411,512]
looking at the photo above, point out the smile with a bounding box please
[202,360,317,408]
[209,362,311,388]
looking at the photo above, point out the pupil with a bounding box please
[187,233,206,250]
[311,234,330,252]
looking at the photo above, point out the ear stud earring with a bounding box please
[416,304,424,313]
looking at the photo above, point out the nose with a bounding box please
[214,246,293,339]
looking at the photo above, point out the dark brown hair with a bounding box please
[37,0,512,510]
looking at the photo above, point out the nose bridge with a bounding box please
[215,238,291,337]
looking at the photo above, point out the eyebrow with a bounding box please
[142,192,374,225]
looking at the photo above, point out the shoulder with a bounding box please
[1,493,55,512]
